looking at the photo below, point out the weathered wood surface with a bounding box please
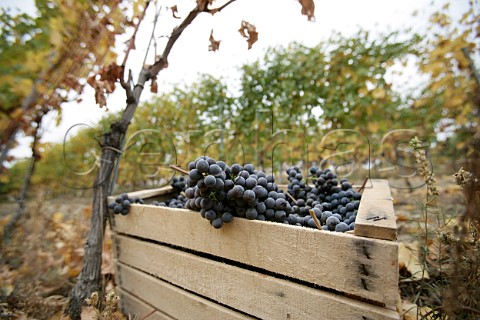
[108,186,174,204]
[112,207,398,309]
[355,179,397,241]
[116,263,253,320]
[115,235,400,319]
[117,288,174,320]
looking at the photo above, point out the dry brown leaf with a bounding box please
[170,5,181,19]
[238,20,258,50]
[398,242,429,280]
[151,78,158,93]
[81,306,99,320]
[298,0,315,21]
[208,29,221,52]
[402,300,418,320]
[196,0,213,11]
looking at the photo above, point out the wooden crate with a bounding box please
[110,179,399,320]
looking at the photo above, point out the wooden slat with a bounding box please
[361,179,394,200]
[115,236,400,320]
[116,263,253,320]
[112,206,397,310]
[355,179,397,241]
[108,186,174,203]
[117,288,174,320]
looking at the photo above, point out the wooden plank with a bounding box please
[115,236,400,320]
[116,263,253,320]
[361,179,394,201]
[108,186,174,203]
[112,204,398,309]
[355,179,397,241]
[117,288,174,320]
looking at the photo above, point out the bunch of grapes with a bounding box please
[152,175,188,208]
[183,157,291,229]
[284,166,361,232]
[183,156,234,229]
[286,166,311,201]
[151,194,187,208]
[224,163,292,223]
[171,176,187,192]
[108,193,144,215]
[111,156,362,234]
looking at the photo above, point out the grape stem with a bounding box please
[169,164,189,175]
[285,191,298,204]
[309,209,322,230]
[356,176,369,193]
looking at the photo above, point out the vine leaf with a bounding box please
[238,20,258,50]
[208,29,221,52]
[298,0,315,21]
[87,63,122,108]
[170,5,181,19]
[151,78,158,93]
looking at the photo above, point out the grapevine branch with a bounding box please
[120,0,152,94]
[170,164,189,175]
[118,0,238,131]
[357,176,369,193]
[148,0,238,77]
[121,1,151,68]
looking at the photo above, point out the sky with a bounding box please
[0,0,471,158]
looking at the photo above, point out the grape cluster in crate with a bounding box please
[109,156,361,232]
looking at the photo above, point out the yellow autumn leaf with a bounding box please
[446,96,464,109]
[453,50,470,69]
[52,212,65,224]
[11,78,34,97]
[413,99,427,108]
[371,88,386,100]
[357,87,369,96]
[37,82,49,95]
[25,50,50,73]
[10,108,24,120]
[430,42,451,59]
[430,80,446,92]
[49,17,64,48]
[368,122,380,133]
[366,106,373,116]
[422,61,445,76]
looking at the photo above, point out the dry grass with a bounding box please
[0,191,118,319]
[393,140,480,319]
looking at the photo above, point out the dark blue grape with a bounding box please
[321,211,332,224]
[196,159,209,173]
[245,177,257,189]
[204,175,216,187]
[244,163,255,173]
[335,222,350,232]
[274,210,286,221]
[211,218,223,229]
[208,164,223,177]
[326,216,340,231]
[221,212,234,223]
[243,190,256,202]
[245,207,258,220]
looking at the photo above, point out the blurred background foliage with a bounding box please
[0,1,478,197]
